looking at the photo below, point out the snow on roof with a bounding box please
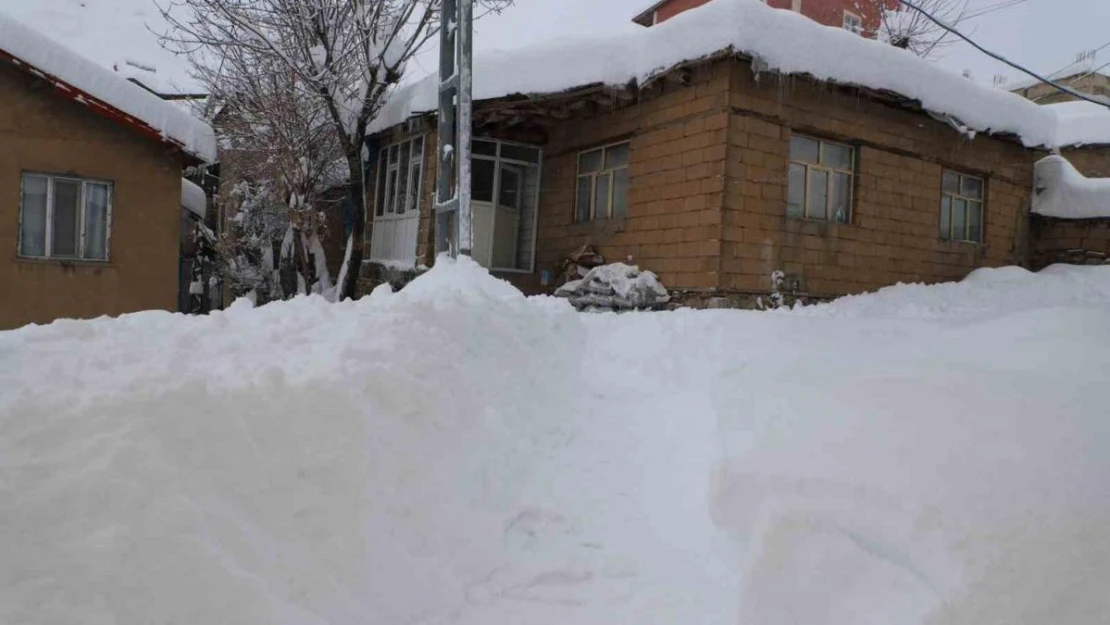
[181,178,207,219]
[1046,101,1110,148]
[371,0,1102,149]
[1032,155,1110,220]
[0,12,216,163]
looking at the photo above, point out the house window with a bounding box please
[374,135,424,218]
[575,142,630,222]
[940,170,984,243]
[19,173,112,261]
[843,11,863,34]
[787,135,854,223]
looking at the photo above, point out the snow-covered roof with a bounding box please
[1046,101,1110,148]
[372,0,1106,149]
[0,12,217,163]
[1032,155,1110,220]
[181,178,207,219]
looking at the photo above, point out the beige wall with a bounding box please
[0,62,184,329]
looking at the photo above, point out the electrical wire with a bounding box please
[895,0,1110,109]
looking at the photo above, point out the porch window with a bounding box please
[19,173,112,261]
[375,135,424,217]
[940,170,984,243]
[787,135,854,223]
[468,138,542,272]
[575,142,630,222]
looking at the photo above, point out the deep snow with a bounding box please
[2,258,1110,624]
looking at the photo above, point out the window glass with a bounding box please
[411,136,424,159]
[806,169,828,219]
[967,201,983,243]
[376,150,387,217]
[594,172,612,219]
[579,149,603,174]
[20,175,47,257]
[605,143,630,169]
[473,140,497,157]
[942,171,960,195]
[830,172,851,223]
[407,163,421,215]
[612,168,630,219]
[84,183,110,260]
[790,135,820,164]
[472,158,496,203]
[962,176,984,199]
[52,179,80,257]
[576,177,592,222]
[388,144,399,164]
[787,163,806,218]
[395,142,411,214]
[940,195,951,239]
[500,144,540,163]
[822,143,853,170]
[952,198,968,240]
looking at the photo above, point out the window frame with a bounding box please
[940,170,986,243]
[575,140,631,222]
[17,172,114,262]
[842,10,863,34]
[374,134,425,220]
[472,137,544,274]
[787,134,856,224]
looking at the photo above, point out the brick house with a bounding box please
[360,0,1110,304]
[0,14,216,329]
[632,0,895,36]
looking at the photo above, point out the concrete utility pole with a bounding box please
[435,0,474,257]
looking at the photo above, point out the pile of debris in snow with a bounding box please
[555,262,671,311]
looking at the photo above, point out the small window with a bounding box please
[787,135,854,223]
[843,11,863,35]
[940,170,984,243]
[19,173,112,261]
[575,142,630,221]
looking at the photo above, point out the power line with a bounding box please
[963,0,1033,21]
[1044,39,1110,81]
[895,0,1110,110]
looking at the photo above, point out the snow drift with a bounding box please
[2,258,1110,624]
[1033,154,1110,219]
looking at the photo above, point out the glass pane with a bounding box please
[787,163,805,218]
[375,151,387,217]
[821,143,853,170]
[19,174,47,256]
[962,175,984,200]
[790,135,820,164]
[384,169,398,213]
[395,142,411,214]
[579,149,603,174]
[594,172,612,219]
[940,195,951,239]
[612,168,630,219]
[605,143,630,169]
[968,201,983,242]
[492,164,524,269]
[388,144,399,164]
[576,177,592,222]
[500,143,540,163]
[830,172,851,223]
[411,136,424,159]
[942,171,960,195]
[806,169,828,219]
[407,163,422,215]
[472,158,496,203]
[473,139,497,157]
[952,198,968,241]
[52,179,80,257]
[84,183,109,260]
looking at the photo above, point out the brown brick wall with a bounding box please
[721,62,1035,297]
[0,62,184,329]
[1029,146,1110,268]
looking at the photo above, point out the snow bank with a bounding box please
[3,258,1110,624]
[0,12,216,162]
[1032,155,1110,219]
[181,178,207,219]
[371,0,1089,148]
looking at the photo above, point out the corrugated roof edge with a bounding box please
[0,12,217,163]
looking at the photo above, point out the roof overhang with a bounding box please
[632,0,668,26]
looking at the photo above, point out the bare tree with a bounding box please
[859,0,970,59]
[158,0,510,300]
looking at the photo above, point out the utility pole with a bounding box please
[435,0,474,258]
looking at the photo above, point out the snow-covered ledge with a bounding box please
[1033,155,1110,220]
[181,178,207,220]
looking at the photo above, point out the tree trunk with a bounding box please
[340,152,366,300]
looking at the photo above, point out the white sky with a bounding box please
[1,0,1107,93]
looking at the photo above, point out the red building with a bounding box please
[633,0,895,37]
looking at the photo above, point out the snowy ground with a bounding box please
[2,259,1109,624]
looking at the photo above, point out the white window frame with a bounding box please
[472,138,544,273]
[17,172,114,261]
[842,10,863,34]
[940,170,985,243]
[787,135,855,223]
[373,134,425,221]
[575,141,631,222]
